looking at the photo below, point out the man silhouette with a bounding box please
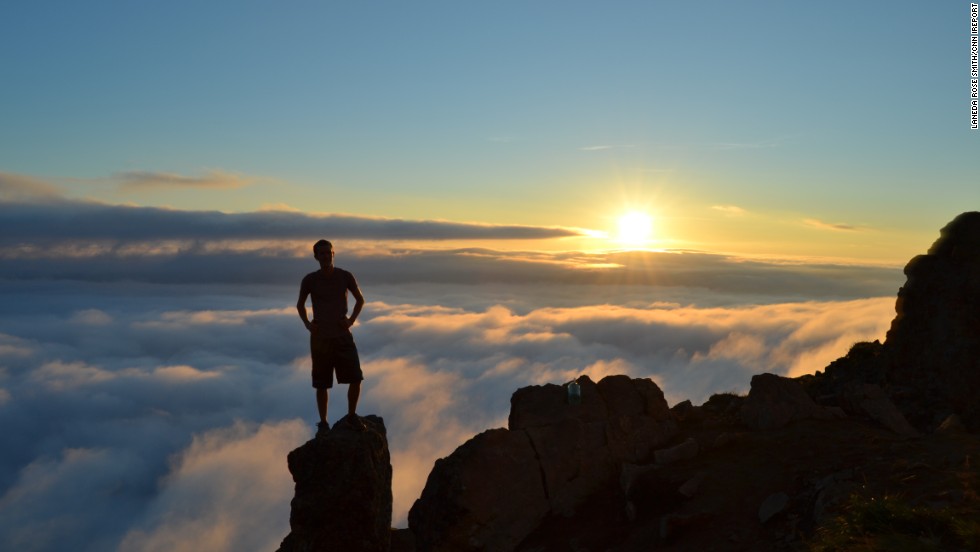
[296,239,366,433]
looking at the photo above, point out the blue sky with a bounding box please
[0,2,977,550]
[2,1,975,260]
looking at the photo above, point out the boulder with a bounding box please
[277,415,392,552]
[509,374,677,511]
[840,383,919,437]
[597,374,646,417]
[524,418,613,516]
[508,375,607,430]
[936,414,966,435]
[620,462,659,497]
[678,472,705,498]
[936,413,968,435]
[758,492,790,523]
[408,428,549,552]
[740,373,836,430]
[599,375,678,464]
[654,437,699,465]
[412,376,678,549]
[634,378,673,419]
[605,412,679,465]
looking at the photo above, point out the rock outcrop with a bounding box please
[408,375,677,552]
[739,373,839,430]
[277,415,393,552]
[800,212,980,433]
[406,428,549,552]
[882,211,980,431]
[838,383,919,437]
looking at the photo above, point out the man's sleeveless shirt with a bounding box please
[301,268,357,337]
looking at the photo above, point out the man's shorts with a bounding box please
[310,330,363,389]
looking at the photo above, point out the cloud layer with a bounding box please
[0,198,583,245]
[0,193,901,308]
[0,194,908,550]
[0,273,898,549]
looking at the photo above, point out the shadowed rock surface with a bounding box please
[409,375,677,552]
[739,373,838,430]
[882,211,980,430]
[277,415,392,552]
[407,428,549,552]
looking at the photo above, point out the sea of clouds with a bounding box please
[0,189,904,551]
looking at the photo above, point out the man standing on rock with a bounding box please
[297,239,366,434]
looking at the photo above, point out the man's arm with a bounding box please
[296,281,313,332]
[345,281,365,329]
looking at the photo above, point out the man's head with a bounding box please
[313,240,334,263]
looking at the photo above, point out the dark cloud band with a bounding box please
[0,245,901,301]
[0,200,583,242]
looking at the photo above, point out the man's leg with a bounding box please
[347,380,360,417]
[316,387,329,424]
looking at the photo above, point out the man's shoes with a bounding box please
[316,421,330,436]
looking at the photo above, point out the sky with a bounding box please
[0,2,977,550]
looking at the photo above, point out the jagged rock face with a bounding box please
[409,375,677,552]
[883,212,980,430]
[277,416,393,552]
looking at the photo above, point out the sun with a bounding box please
[615,211,655,246]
